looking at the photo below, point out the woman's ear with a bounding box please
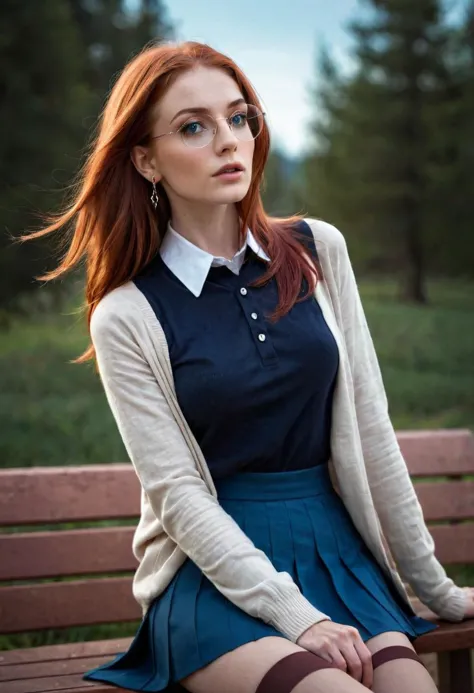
[130,145,162,183]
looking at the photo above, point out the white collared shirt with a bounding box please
[159,222,270,297]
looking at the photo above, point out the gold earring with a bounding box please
[151,175,159,210]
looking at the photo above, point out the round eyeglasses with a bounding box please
[150,104,265,149]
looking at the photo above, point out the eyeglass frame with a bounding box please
[148,104,266,148]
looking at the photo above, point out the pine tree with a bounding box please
[68,0,174,111]
[0,0,92,312]
[0,0,173,314]
[304,0,455,302]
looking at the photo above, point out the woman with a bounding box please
[26,41,473,693]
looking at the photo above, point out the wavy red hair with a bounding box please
[22,40,322,363]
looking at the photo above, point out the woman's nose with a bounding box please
[213,119,239,152]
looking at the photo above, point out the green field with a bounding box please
[1,278,473,649]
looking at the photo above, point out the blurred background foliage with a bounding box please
[0,0,473,649]
[1,0,473,461]
[0,0,173,318]
[2,0,473,318]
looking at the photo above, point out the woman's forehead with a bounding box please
[156,67,244,122]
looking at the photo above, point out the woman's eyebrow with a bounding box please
[170,98,246,124]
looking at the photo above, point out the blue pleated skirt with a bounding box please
[84,464,436,691]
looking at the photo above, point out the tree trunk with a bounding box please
[398,216,428,303]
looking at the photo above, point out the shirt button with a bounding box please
[258,333,266,342]
[251,312,258,320]
[240,287,247,296]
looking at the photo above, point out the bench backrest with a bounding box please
[1,429,473,634]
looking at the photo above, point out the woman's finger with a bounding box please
[339,642,363,682]
[327,644,348,673]
[353,638,373,689]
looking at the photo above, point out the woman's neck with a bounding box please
[169,205,241,260]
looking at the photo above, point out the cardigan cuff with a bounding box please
[264,589,331,643]
[428,584,468,622]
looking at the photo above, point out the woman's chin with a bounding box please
[210,185,250,205]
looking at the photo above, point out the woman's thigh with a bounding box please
[179,636,368,693]
[365,631,438,693]
[365,630,417,657]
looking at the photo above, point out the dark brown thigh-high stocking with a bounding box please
[372,645,437,693]
[255,651,337,693]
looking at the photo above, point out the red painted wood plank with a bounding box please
[0,465,139,526]
[415,481,474,521]
[430,524,474,564]
[0,578,141,633]
[0,527,137,581]
[0,640,132,666]
[398,429,474,477]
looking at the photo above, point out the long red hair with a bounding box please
[22,40,322,363]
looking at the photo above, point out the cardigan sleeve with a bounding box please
[332,226,467,622]
[89,299,330,643]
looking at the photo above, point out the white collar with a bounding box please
[159,222,270,297]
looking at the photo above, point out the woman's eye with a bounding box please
[231,112,247,128]
[181,121,204,136]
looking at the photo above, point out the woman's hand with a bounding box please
[296,620,373,689]
[461,587,474,618]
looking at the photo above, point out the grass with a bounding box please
[0,277,473,649]
[0,309,127,467]
[359,279,474,430]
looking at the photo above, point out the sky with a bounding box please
[162,0,467,157]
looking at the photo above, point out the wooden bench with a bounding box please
[0,429,473,693]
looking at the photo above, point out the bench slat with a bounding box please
[0,655,113,682]
[0,674,125,693]
[0,578,141,633]
[430,524,474,564]
[411,610,474,653]
[0,640,136,693]
[415,481,474,521]
[0,527,137,581]
[399,429,474,476]
[0,465,139,527]
[0,639,132,666]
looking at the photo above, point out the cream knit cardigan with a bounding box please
[90,218,467,643]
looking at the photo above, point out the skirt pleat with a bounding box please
[84,464,437,692]
[307,496,406,637]
[168,563,203,679]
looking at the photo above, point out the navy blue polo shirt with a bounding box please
[134,223,339,479]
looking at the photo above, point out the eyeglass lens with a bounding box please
[179,104,264,148]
